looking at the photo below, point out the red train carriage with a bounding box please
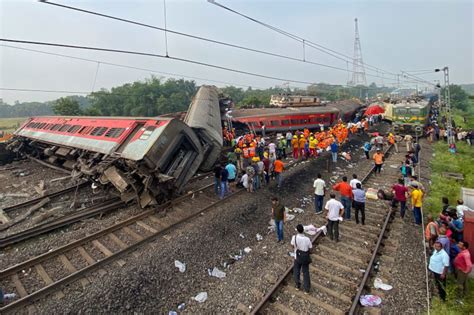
[227,99,361,133]
[11,116,204,207]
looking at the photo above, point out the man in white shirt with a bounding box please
[240,173,250,191]
[268,142,276,160]
[313,173,326,214]
[291,224,312,293]
[325,193,344,242]
[456,199,472,219]
[349,174,361,189]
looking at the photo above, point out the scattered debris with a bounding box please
[360,294,382,307]
[304,224,327,236]
[174,260,186,273]
[208,267,226,278]
[244,247,251,254]
[193,292,208,303]
[32,206,62,225]
[256,233,263,241]
[374,278,393,291]
[239,233,245,239]
[292,207,304,214]
[0,197,50,231]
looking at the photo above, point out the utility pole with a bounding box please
[435,67,453,144]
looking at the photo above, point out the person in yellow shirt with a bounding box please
[410,184,423,225]
[309,137,318,157]
[291,135,299,159]
[298,135,307,159]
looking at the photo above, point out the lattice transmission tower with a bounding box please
[349,18,367,86]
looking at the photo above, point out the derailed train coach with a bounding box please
[7,86,223,207]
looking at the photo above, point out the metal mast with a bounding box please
[349,18,367,86]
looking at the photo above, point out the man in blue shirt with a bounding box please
[428,241,450,301]
[330,141,339,163]
[225,162,237,191]
[352,183,366,225]
[363,142,371,160]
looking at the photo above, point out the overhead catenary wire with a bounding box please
[38,0,396,82]
[3,38,419,88]
[208,0,400,78]
[0,44,267,89]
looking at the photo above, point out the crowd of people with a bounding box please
[425,106,474,153]
[215,118,377,198]
[426,198,473,302]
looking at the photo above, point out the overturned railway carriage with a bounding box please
[184,85,223,171]
[228,99,361,133]
[9,116,204,207]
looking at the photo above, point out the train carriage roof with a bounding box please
[229,106,339,119]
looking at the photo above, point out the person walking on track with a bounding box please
[313,173,326,214]
[291,224,312,294]
[271,197,285,243]
[352,183,366,225]
[333,176,353,220]
[325,193,344,242]
[410,183,423,225]
[373,149,384,175]
[392,178,409,218]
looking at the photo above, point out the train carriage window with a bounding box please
[79,126,94,135]
[410,109,420,115]
[270,120,280,126]
[105,127,126,138]
[59,124,72,132]
[139,126,156,140]
[290,119,298,125]
[51,124,62,131]
[67,125,82,133]
[90,127,108,137]
[281,120,289,125]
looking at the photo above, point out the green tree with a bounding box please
[442,84,469,111]
[52,97,83,115]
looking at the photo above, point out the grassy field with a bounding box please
[0,117,28,133]
[426,109,474,314]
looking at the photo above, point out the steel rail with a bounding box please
[0,198,123,248]
[348,205,393,314]
[0,183,213,276]
[1,173,213,247]
[251,144,394,314]
[0,183,238,312]
[3,182,89,213]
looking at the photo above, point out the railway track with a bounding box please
[0,172,214,248]
[3,181,89,214]
[0,182,242,313]
[251,145,407,314]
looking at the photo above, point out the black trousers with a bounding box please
[327,220,339,241]
[364,151,369,159]
[433,272,447,301]
[293,259,311,292]
[353,201,365,224]
[374,164,382,173]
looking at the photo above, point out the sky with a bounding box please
[0,0,473,104]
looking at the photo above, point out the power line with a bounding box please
[0,44,265,89]
[208,0,400,78]
[38,0,395,82]
[3,38,412,89]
